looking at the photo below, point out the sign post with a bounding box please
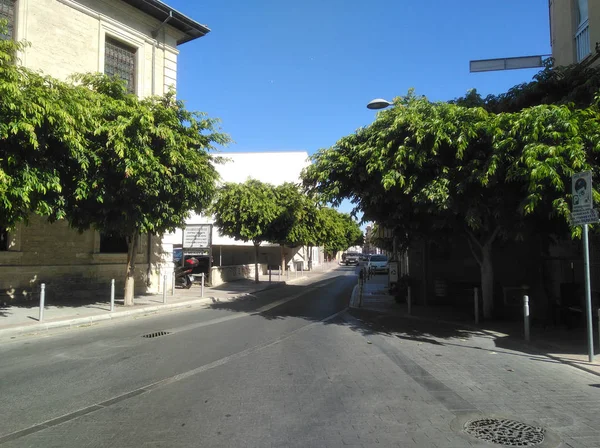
[182,224,212,283]
[571,171,597,362]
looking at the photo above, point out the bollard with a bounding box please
[279,266,282,282]
[162,274,167,304]
[407,285,412,316]
[201,273,205,298]
[269,268,272,283]
[358,274,363,308]
[39,283,46,322]
[524,295,530,342]
[474,287,479,324]
[171,273,175,296]
[110,279,115,312]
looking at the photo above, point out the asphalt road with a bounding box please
[1,266,599,447]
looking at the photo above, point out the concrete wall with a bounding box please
[15,0,181,96]
[210,264,266,287]
[550,0,600,67]
[0,216,172,302]
[212,245,304,271]
[550,0,577,66]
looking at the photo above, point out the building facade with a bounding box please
[163,151,324,278]
[549,0,600,66]
[0,0,208,302]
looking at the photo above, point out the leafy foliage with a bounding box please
[303,89,599,317]
[62,74,226,238]
[0,29,228,303]
[212,179,280,245]
[0,31,92,228]
[452,61,600,113]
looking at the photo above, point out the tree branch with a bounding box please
[486,225,501,247]
[465,234,483,266]
[465,227,483,250]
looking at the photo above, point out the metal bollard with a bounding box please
[201,273,205,298]
[171,273,175,296]
[110,279,115,312]
[524,295,530,342]
[474,287,479,324]
[279,266,282,282]
[39,283,46,322]
[162,274,167,304]
[269,268,272,283]
[407,285,412,316]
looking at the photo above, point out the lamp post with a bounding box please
[366,98,394,110]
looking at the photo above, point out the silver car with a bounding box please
[368,255,389,274]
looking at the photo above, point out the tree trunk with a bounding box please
[145,233,152,287]
[480,243,494,320]
[124,232,138,306]
[466,227,499,320]
[254,242,260,283]
[280,244,286,273]
[308,245,313,271]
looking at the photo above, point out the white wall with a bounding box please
[16,0,182,97]
[164,151,311,247]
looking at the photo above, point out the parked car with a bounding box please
[342,252,361,266]
[368,254,389,274]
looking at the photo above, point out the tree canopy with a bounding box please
[211,179,280,282]
[1,31,228,304]
[0,34,92,229]
[303,88,600,318]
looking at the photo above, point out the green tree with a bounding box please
[269,182,321,271]
[211,179,279,282]
[0,29,92,229]
[63,74,227,305]
[318,207,362,255]
[304,92,593,319]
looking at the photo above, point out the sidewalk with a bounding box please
[0,262,339,339]
[350,273,600,377]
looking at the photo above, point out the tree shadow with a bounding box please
[205,273,582,367]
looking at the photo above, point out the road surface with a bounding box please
[0,267,599,447]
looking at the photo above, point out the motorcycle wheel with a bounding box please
[184,276,193,289]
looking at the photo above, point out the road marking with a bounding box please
[0,290,348,445]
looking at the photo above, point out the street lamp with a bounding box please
[366,98,394,110]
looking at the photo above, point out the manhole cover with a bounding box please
[464,418,544,446]
[142,331,171,339]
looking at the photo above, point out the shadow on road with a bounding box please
[206,270,579,368]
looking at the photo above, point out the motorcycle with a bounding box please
[174,257,199,289]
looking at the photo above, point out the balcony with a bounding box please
[576,18,591,62]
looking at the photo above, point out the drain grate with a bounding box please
[464,418,545,446]
[142,331,171,339]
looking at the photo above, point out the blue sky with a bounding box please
[167,0,550,217]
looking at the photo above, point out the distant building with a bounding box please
[163,151,323,278]
[549,0,599,66]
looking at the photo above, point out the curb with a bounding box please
[350,303,600,378]
[0,268,338,339]
[0,284,283,339]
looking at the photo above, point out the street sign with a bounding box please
[572,171,593,211]
[571,208,599,226]
[570,171,596,362]
[183,224,212,250]
[388,261,399,283]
